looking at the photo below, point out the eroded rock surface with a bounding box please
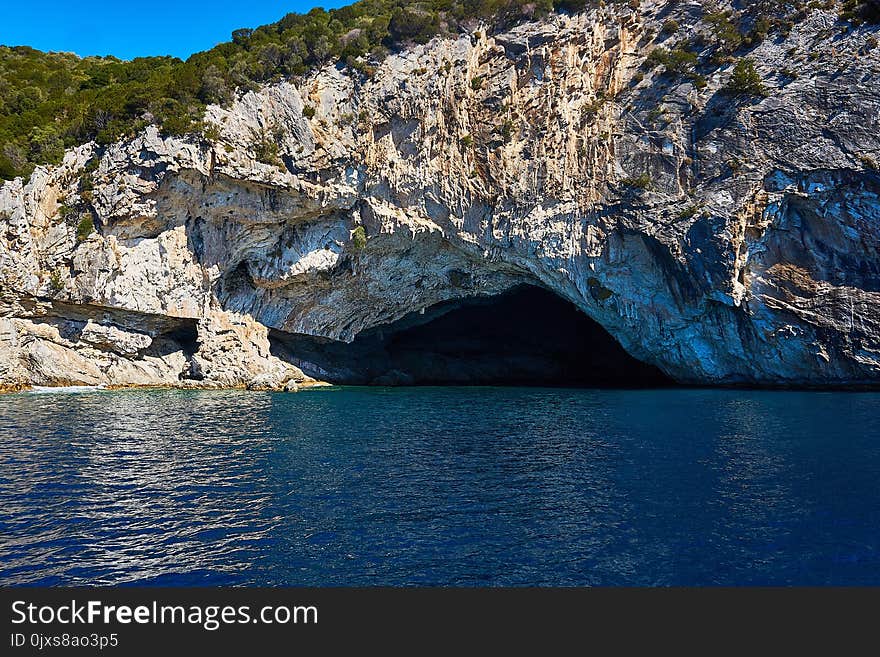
[2,3,879,388]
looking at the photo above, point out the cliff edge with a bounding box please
[2,2,879,389]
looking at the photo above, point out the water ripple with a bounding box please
[1,387,879,585]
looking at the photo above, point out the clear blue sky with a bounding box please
[1,0,347,60]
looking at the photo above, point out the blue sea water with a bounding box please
[1,386,879,586]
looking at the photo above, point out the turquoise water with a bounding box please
[1,387,879,586]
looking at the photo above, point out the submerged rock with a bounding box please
[1,4,879,388]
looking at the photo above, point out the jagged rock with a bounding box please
[19,338,105,387]
[246,374,281,391]
[189,311,307,389]
[1,4,880,389]
[78,321,152,357]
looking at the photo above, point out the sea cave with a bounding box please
[270,285,674,387]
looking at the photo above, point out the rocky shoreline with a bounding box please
[0,380,335,394]
[2,4,880,389]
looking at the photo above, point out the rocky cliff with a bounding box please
[2,1,880,390]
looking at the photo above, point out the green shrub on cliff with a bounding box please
[621,173,652,189]
[251,129,283,167]
[76,215,94,242]
[704,11,742,52]
[48,269,64,294]
[351,225,367,250]
[647,47,698,75]
[661,19,679,34]
[726,58,768,96]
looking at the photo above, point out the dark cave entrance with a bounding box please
[270,285,674,387]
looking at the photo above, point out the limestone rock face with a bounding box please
[191,311,302,390]
[2,3,880,388]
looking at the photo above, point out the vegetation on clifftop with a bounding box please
[1,0,878,180]
[0,0,591,180]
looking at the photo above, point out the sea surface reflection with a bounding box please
[1,387,878,585]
